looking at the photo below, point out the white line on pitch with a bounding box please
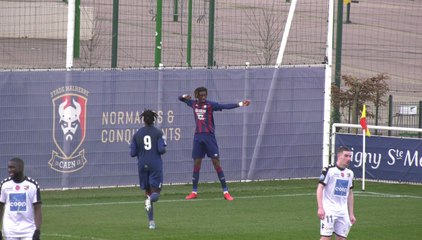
[43,192,421,208]
[43,233,110,240]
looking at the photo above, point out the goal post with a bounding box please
[332,123,422,190]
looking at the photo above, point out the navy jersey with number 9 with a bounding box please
[130,125,166,171]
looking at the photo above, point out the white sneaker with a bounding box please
[145,197,151,212]
[149,221,156,230]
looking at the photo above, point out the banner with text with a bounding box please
[0,68,325,189]
[336,134,422,183]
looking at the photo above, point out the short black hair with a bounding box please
[338,146,351,153]
[194,87,208,99]
[9,157,24,170]
[141,109,158,126]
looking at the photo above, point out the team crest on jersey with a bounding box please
[49,87,89,173]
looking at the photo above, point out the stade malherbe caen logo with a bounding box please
[49,86,89,173]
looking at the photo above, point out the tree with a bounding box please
[331,73,390,124]
[78,0,107,68]
[245,6,284,65]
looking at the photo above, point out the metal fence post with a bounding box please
[419,101,422,138]
[111,0,119,68]
[333,0,344,123]
[388,95,393,136]
[207,0,215,68]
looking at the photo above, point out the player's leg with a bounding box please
[148,170,163,204]
[192,158,203,192]
[320,212,336,240]
[186,134,205,199]
[186,158,202,199]
[146,171,163,230]
[138,168,155,229]
[205,134,233,200]
[211,157,233,201]
[334,214,352,240]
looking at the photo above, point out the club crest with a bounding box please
[50,87,89,172]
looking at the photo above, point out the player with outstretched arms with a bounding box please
[179,86,250,201]
[316,146,356,240]
[130,109,167,230]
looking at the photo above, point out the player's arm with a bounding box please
[0,202,3,228]
[348,189,356,224]
[32,184,42,240]
[213,100,251,110]
[239,100,251,107]
[0,202,3,239]
[316,183,325,220]
[157,136,167,155]
[33,202,42,239]
[129,136,138,157]
[178,94,193,104]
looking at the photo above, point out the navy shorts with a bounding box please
[138,166,163,190]
[192,133,220,159]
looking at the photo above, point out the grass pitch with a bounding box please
[41,179,422,240]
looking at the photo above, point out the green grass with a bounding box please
[41,179,422,240]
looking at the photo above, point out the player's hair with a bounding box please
[141,109,158,126]
[338,146,351,153]
[9,157,24,168]
[194,86,208,99]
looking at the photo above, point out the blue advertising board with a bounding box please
[336,134,422,183]
[0,67,325,189]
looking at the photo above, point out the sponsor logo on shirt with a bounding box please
[195,108,206,120]
[334,179,349,196]
[10,193,27,211]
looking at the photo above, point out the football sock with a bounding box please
[150,192,160,202]
[192,166,200,192]
[215,166,228,192]
[147,205,154,221]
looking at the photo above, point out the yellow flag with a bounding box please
[360,105,371,136]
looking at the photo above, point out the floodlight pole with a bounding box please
[111,0,119,68]
[66,0,75,70]
[207,0,215,67]
[154,0,163,68]
[73,0,80,58]
[333,0,344,124]
[186,0,192,67]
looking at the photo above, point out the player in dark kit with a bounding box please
[130,109,167,230]
[179,87,250,201]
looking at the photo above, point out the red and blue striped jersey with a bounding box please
[179,96,239,134]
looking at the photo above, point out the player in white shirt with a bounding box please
[317,146,356,240]
[0,158,42,240]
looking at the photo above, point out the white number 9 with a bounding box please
[144,135,152,150]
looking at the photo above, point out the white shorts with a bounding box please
[320,211,352,238]
[5,238,32,240]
